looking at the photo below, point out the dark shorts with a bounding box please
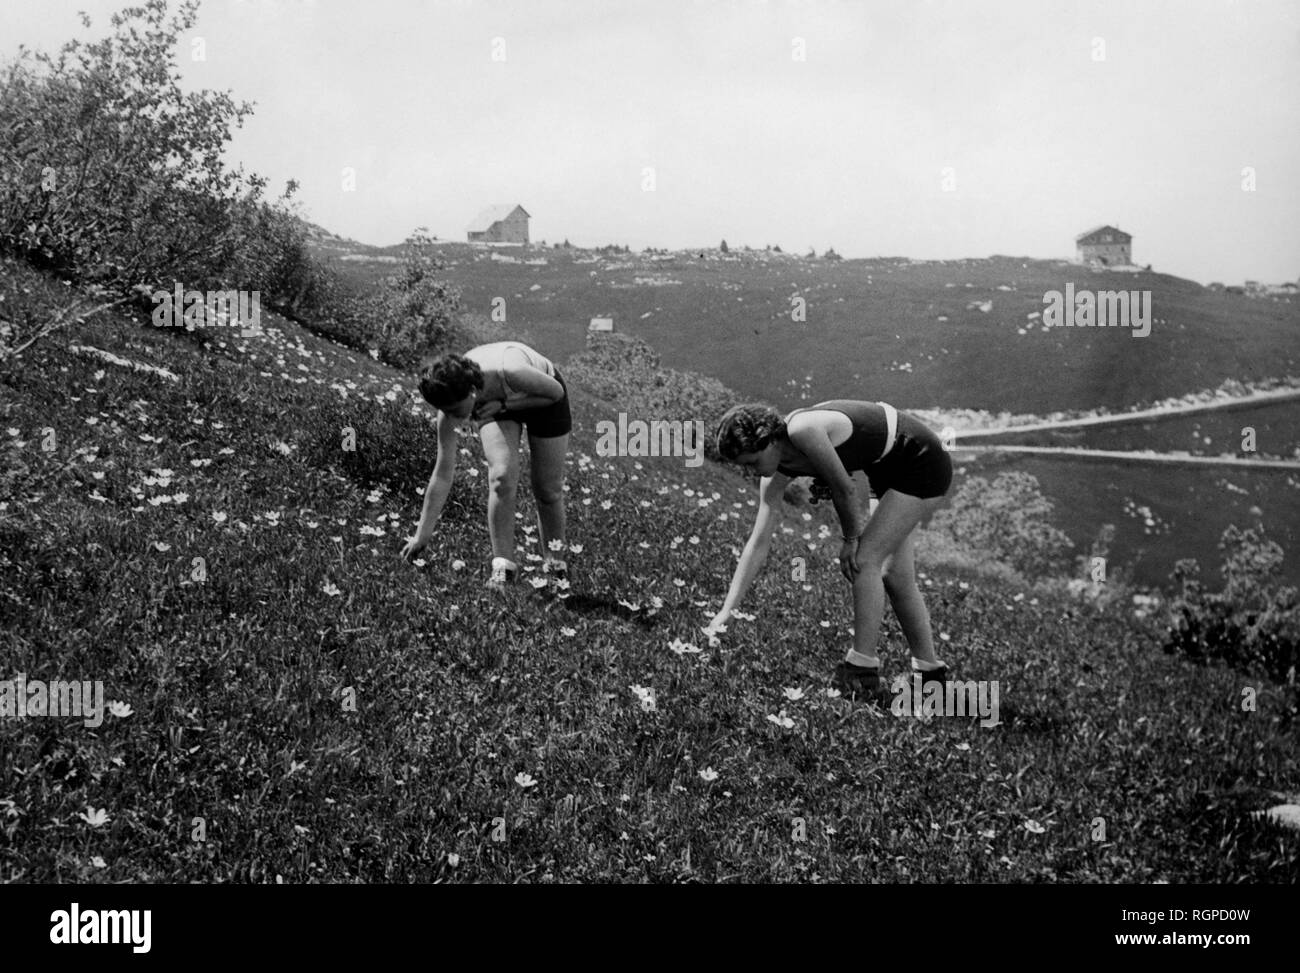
[866,412,953,500]
[479,369,572,439]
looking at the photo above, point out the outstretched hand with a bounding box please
[401,534,430,561]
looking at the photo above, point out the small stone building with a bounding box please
[1076,225,1132,266]
[467,204,530,244]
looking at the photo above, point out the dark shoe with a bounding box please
[915,665,948,688]
[833,662,890,703]
[910,663,951,692]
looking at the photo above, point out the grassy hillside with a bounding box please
[952,450,1299,591]
[329,244,1299,416]
[964,398,1300,587]
[325,241,1300,590]
[2,256,1296,882]
[1002,399,1300,460]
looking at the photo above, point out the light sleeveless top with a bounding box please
[776,400,899,477]
[465,342,557,404]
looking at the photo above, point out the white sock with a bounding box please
[491,556,518,573]
[845,649,881,668]
[911,657,946,672]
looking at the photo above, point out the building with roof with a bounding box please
[467,204,530,244]
[1076,225,1132,266]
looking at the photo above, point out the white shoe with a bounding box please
[485,557,518,591]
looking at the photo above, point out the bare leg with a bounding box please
[479,420,523,562]
[850,491,944,662]
[882,527,940,665]
[526,431,568,555]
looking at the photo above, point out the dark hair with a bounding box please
[715,403,787,460]
[419,353,484,408]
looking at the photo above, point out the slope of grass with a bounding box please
[1,258,1296,883]
[324,243,1300,590]
[951,451,1300,591]
[1007,398,1300,460]
[329,245,1300,417]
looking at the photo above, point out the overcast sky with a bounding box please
[4,0,1298,284]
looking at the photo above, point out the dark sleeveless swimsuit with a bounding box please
[777,400,952,500]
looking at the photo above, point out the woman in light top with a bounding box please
[402,341,570,589]
[710,400,954,700]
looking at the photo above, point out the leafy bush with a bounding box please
[1040,522,1136,610]
[372,229,462,369]
[282,230,462,364]
[0,0,458,365]
[912,526,1028,586]
[225,192,340,323]
[565,332,738,460]
[286,258,383,351]
[1164,525,1299,686]
[0,0,296,297]
[923,471,1074,579]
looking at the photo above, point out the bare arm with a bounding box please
[786,416,862,540]
[787,414,867,581]
[402,411,460,558]
[709,472,787,627]
[500,350,564,412]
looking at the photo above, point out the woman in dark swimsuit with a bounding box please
[709,400,953,699]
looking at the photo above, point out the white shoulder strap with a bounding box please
[877,402,899,461]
